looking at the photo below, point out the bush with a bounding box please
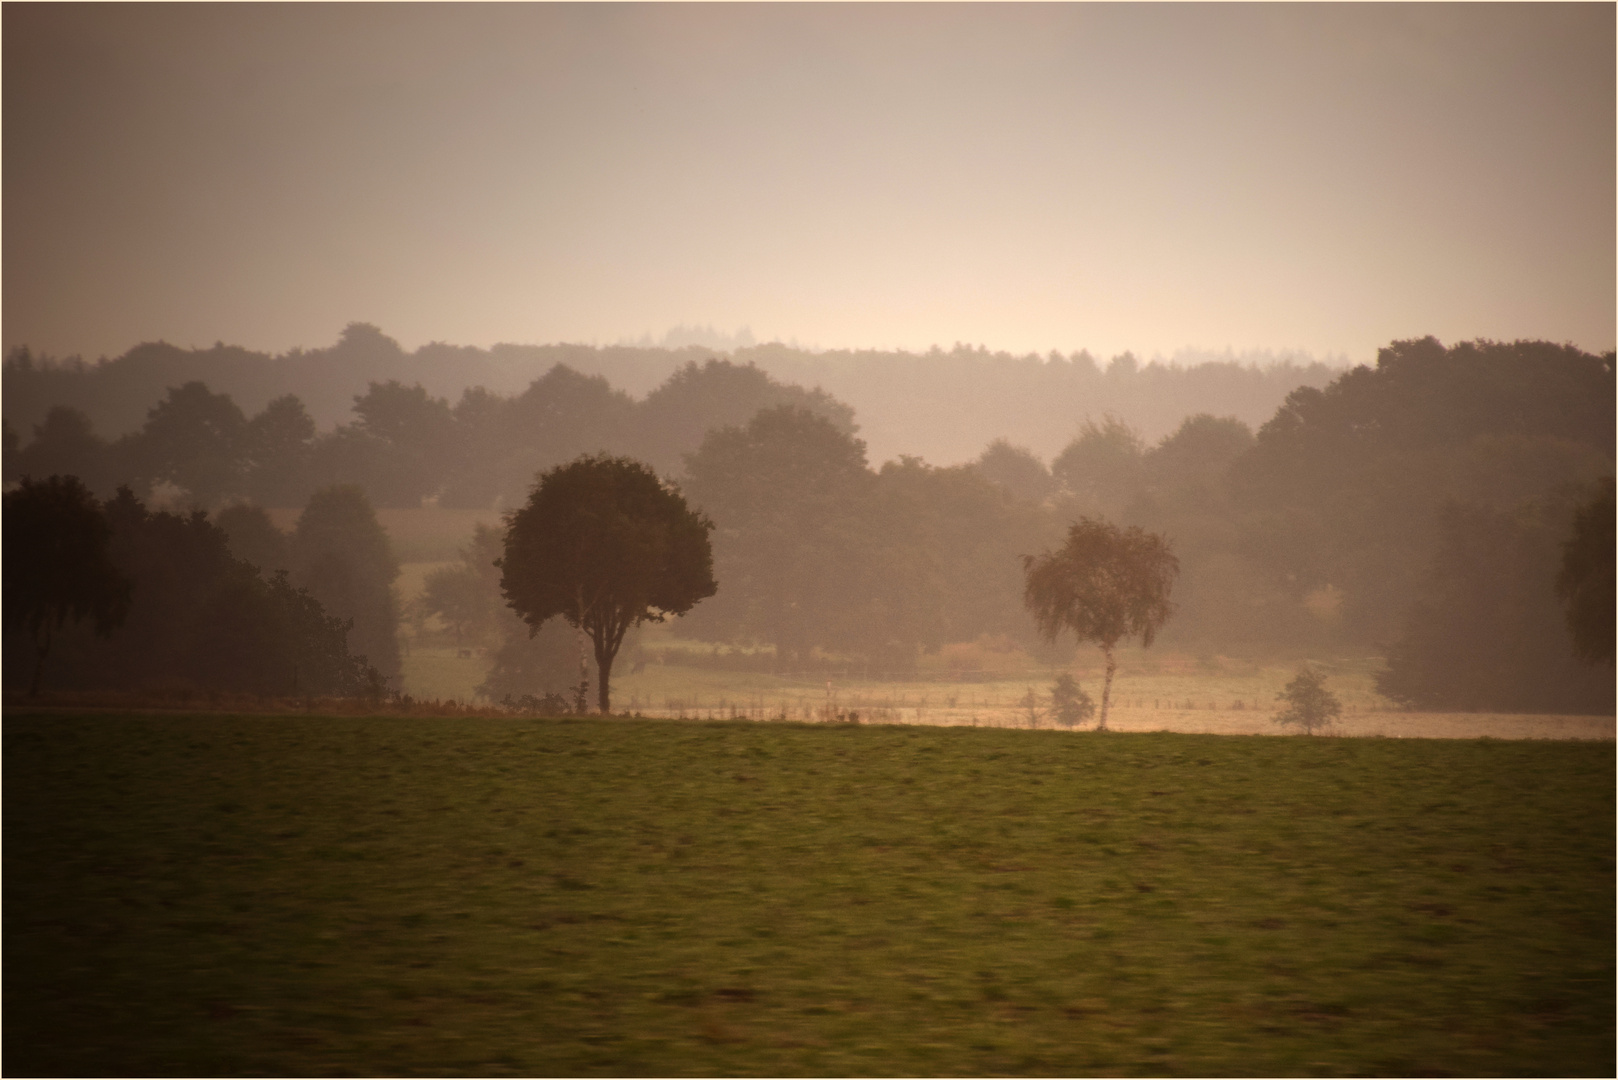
[1050,673,1096,729]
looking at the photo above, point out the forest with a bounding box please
[4,333,1613,715]
[1,322,1340,465]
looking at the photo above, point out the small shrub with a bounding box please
[1050,673,1096,729]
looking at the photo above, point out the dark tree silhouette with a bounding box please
[1557,477,1615,667]
[1024,517,1178,730]
[3,475,131,695]
[501,455,715,714]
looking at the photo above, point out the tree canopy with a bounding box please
[501,455,716,713]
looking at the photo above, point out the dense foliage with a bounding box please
[2,487,370,696]
[3,475,132,694]
[1376,499,1615,714]
[681,407,1060,670]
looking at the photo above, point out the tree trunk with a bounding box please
[1098,646,1116,731]
[596,640,615,715]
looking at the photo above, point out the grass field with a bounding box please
[5,712,1612,1076]
[397,615,1614,741]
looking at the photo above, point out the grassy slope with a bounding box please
[5,714,1612,1077]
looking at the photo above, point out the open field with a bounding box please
[397,618,1615,741]
[6,712,1612,1076]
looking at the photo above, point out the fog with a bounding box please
[4,6,1613,714]
[5,5,1612,362]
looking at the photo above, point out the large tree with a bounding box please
[501,455,716,713]
[3,475,131,695]
[136,381,248,505]
[680,405,874,666]
[1023,517,1178,730]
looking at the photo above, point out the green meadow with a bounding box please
[5,713,1612,1077]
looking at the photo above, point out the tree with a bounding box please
[291,485,401,682]
[1376,500,1614,714]
[680,406,875,666]
[16,407,117,497]
[1051,416,1146,515]
[5,486,369,698]
[634,358,858,475]
[974,439,1055,503]
[1228,338,1614,646]
[1274,667,1341,734]
[1024,517,1178,730]
[419,524,507,645]
[243,395,317,506]
[347,380,460,507]
[136,381,248,505]
[3,476,131,695]
[501,455,716,714]
[214,503,291,578]
[1556,477,1615,667]
[476,617,588,706]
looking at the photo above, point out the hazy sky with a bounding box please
[5,4,1613,365]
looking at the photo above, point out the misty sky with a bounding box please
[5,4,1613,365]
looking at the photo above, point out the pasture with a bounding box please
[5,712,1612,1076]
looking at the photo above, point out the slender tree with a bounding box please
[3,475,131,695]
[1023,517,1178,730]
[500,455,716,714]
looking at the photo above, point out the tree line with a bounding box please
[3,350,853,511]
[6,334,1612,714]
[3,478,398,698]
[413,337,1613,715]
[2,322,1340,468]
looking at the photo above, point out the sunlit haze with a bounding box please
[5,3,1614,364]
